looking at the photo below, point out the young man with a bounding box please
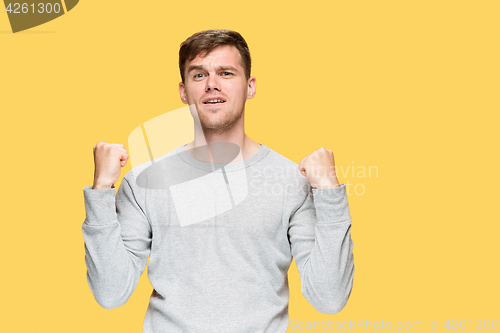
[83,29,354,332]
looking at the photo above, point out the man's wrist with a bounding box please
[314,178,340,189]
[92,180,114,189]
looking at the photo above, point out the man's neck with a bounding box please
[185,131,261,164]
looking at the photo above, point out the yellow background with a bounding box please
[1,1,499,331]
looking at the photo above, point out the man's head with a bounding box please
[179,29,251,84]
[178,30,256,133]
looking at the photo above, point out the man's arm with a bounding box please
[82,142,151,309]
[288,147,354,314]
[288,183,354,314]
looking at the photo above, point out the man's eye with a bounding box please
[221,72,232,76]
[194,73,204,78]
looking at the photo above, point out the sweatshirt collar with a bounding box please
[175,142,270,172]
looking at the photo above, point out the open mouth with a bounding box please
[203,99,226,105]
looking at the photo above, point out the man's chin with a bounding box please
[197,109,243,132]
[201,122,230,131]
[199,118,236,131]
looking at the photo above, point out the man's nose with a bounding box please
[206,74,221,92]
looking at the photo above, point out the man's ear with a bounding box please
[179,82,188,104]
[247,76,256,99]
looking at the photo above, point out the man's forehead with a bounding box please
[187,45,243,69]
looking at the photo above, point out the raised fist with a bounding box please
[92,142,129,189]
[298,147,340,189]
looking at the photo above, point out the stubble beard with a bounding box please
[198,105,244,135]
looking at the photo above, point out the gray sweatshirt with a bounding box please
[82,143,354,332]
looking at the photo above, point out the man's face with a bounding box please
[179,45,256,132]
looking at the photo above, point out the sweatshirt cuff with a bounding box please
[312,183,352,224]
[83,186,118,226]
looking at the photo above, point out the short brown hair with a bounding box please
[179,29,251,83]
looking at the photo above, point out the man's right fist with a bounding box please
[92,142,129,189]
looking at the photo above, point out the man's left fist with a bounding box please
[298,147,340,189]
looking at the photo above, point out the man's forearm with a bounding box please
[82,180,151,309]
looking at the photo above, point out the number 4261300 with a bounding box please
[444,319,498,329]
[6,3,62,14]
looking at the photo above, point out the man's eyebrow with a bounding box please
[217,66,238,72]
[187,65,239,73]
[187,65,204,73]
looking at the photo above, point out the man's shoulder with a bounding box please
[260,145,311,202]
[260,145,308,183]
[122,144,185,188]
[262,145,298,167]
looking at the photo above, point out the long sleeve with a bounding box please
[82,177,152,309]
[287,182,354,314]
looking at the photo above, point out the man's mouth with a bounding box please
[203,99,226,105]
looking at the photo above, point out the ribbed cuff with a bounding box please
[83,186,118,226]
[312,183,352,223]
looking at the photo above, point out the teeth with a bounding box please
[204,99,225,104]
